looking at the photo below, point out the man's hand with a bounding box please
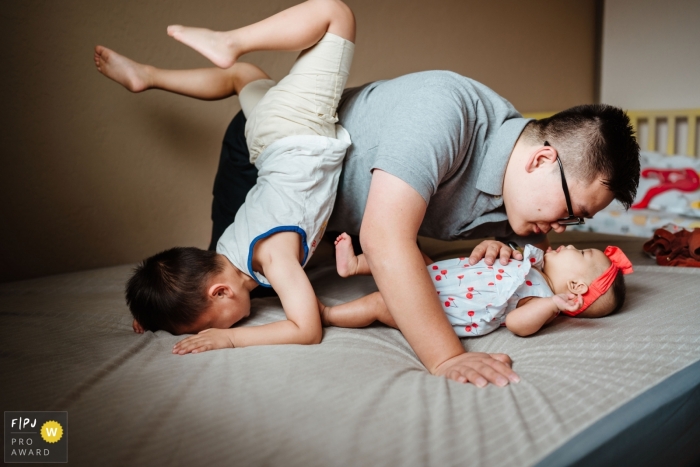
[433,352,520,387]
[172,328,234,355]
[132,319,144,334]
[552,293,583,313]
[469,240,523,266]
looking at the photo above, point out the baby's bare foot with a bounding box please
[167,25,238,69]
[335,233,358,278]
[317,299,332,326]
[94,46,151,92]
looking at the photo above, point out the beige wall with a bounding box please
[601,0,700,110]
[0,0,597,282]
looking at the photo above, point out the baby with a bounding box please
[98,0,357,352]
[320,234,634,337]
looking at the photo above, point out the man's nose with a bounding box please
[549,222,567,234]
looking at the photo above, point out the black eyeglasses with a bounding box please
[544,141,585,226]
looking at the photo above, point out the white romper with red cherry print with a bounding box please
[429,245,553,337]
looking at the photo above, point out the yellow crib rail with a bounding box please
[522,109,700,157]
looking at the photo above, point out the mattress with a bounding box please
[1,236,699,466]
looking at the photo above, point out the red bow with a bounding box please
[562,246,634,316]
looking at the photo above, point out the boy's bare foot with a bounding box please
[335,233,359,278]
[167,25,239,69]
[94,46,152,93]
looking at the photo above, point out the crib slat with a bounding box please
[688,116,697,157]
[666,116,676,155]
[648,118,657,152]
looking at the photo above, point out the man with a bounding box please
[211,70,640,387]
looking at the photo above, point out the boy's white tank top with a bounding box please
[217,128,350,287]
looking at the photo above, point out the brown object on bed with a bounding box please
[643,227,700,267]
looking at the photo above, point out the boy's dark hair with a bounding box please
[609,270,627,315]
[522,104,641,208]
[125,247,224,333]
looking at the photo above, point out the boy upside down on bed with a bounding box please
[319,234,633,337]
[98,0,358,348]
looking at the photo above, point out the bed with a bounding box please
[2,230,699,466]
[3,106,700,466]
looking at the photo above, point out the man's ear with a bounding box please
[567,279,588,295]
[207,283,232,299]
[525,144,558,173]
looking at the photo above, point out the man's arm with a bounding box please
[359,170,519,386]
[470,237,551,266]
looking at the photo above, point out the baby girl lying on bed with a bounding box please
[319,234,634,337]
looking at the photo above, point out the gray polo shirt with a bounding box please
[327,70,545,245]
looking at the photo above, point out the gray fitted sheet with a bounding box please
[1,238,699,466]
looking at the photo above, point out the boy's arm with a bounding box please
[172,233,322,354]
[230,251,322,347]
[506,293,583,337]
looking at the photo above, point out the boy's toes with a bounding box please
[167,25,182,37]
[95,46,109,61]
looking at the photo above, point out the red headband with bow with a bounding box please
[561,246,634,316]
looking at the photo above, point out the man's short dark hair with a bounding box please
[125,247,224,333]
[523,104,641,208]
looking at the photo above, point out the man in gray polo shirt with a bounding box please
[330,71,544,244]
[211,70,640,387]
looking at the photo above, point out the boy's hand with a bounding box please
[552,293,583,313]
[433,352,520,387]
[172,328,234,355]
[469,240,523,266]
[132,319,144,334]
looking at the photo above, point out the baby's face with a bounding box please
[542,245,611,292]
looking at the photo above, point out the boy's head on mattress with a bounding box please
[126,247,252,334]
[542,245,632,318]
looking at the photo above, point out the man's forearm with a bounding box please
[363,238,466,373]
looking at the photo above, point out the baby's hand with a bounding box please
[132,319,144,334]
[552,293,583,313]
[172,328,234,355]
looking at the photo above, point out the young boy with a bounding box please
[320,234,633,337]
[97,0,356,351]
